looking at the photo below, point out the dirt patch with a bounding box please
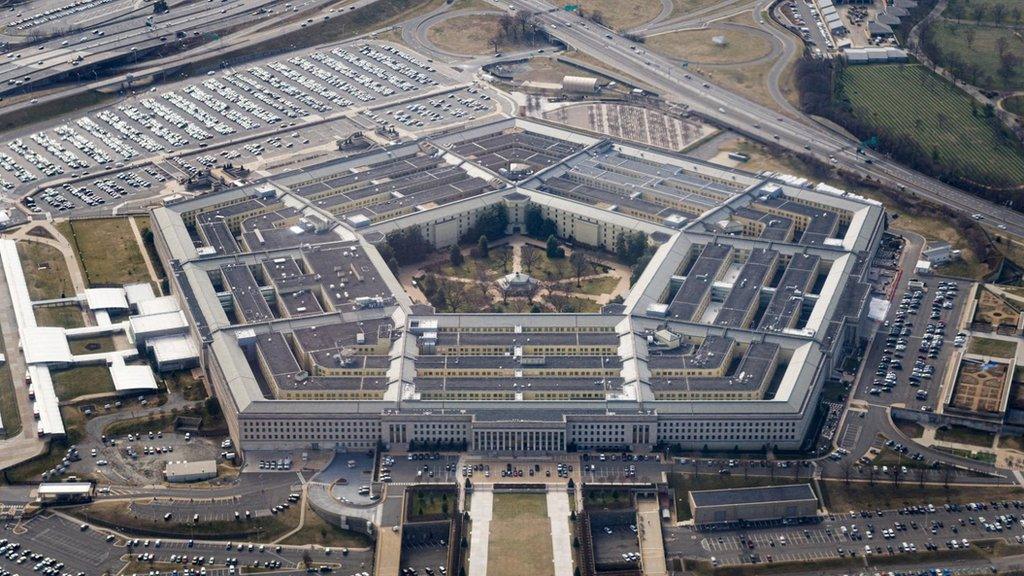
[427,13,539,55]
[647,26,774,65]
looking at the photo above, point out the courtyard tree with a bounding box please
[449,244,464,267]
[570,251,590,287]
[521,243,541,273]
[463,204,508,244]
[386,226,431,265]
[450,278,473,313]
[497,245,513,273]
[525,205,557,239]
[546,235,563,259]
[476,235,490,259]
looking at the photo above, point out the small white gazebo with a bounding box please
[496,271,538,294]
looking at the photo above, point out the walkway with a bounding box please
[467,486,493,576]
[127,216,162,288]
[8,222,87,294]
[636,499,668,576]
[546,487,573,576]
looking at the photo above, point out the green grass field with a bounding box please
[488,493,553,576]
[436,245,514,280]
[51,366,115,401]
[944,0,1022,23]
[34,306,85,328]
[926,21,1024,91]
[1004,95,1024,116]
[0,324,20,439]
[935,424,997,448]
[837,64,1024,188]
[967,335,1017,358]
[68,336,118,355]
[17,241,76,300]
[57,219,151,287]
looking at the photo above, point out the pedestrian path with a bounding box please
[546,488,572,576]
[637,499,668,576]
[467,487,493,576]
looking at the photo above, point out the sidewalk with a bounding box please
[546,487,572,576]
[467,486,493,576]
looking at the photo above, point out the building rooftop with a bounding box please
[690,483,817,507]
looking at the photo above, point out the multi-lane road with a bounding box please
[496,0,1024,239]
[0,0,379,98]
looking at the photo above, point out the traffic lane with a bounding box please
[98,470,299,500]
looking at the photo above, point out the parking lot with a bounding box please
[668,500,1024,568]
[398,523,449,576]
[368,86,495,136]
[0,513,125,576]
[0,511,372,576]
[71,429,225,486]
[856,276,972,412]
[6,41,465,210]
[589,510,641,570]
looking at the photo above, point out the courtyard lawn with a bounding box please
[57,218,151,287]
[967,336,1017,358]
[68,335,118,355]
[436,245,514,280]
[51,366,115,401]
[17,241,76,300]
[34,305,85,328]
[565,275,618,295]
[531,253,576,282]
[488,493,553,576]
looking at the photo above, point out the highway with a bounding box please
[0,0,357,97]
[499,0,1024,239]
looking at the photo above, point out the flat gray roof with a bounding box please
[690,483,817,507]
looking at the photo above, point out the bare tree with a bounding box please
[942,465,954,489]
[489,35,501,55]
[841,461,853,486]
[569,251,590,287]
[915,466,927,488]
[867,466,876,487]
[497,245,513,273]
[498,282,513,306]
[521,243,541,274]
[515,10,532,39]
[506,298,531,313]
[441,278,468,312]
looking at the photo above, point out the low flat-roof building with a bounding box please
[689,484,818,526]
[164,460,218,483]
[35,482,94,504]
